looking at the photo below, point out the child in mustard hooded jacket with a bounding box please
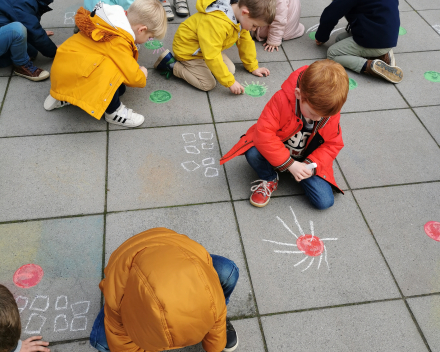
[154,0,276,94]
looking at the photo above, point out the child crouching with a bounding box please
[44,0,167,128]
[220,60,348,210]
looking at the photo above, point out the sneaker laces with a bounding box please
[250,179,275,197]
[23,60,38,74]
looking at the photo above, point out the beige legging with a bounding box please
[173,53,235,91]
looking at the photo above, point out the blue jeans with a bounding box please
[0,22,31,67]
[90,254,239,352]
[245,146,334,210]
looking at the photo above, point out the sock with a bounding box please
[361,61,368,72]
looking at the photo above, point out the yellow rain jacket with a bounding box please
[49,5,146,119]
[100,228,228,352]
[172,0,259,88]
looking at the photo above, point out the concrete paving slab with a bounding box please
[0,77,8,103]
[283,17,348,61]
[0,65,12,77]
[407,295,440,352]
[234,194,400,314]
[41,0,82,28]
[405,0,440,10]
[0,78,105,137]
[337,109,440,189]
[262,301,428,352]
[107,125,230,211]
[0,216,103,342]
[395,11,440,53]
[52,341,96,352]
[354,183,440,296]
[209,62,292,123]
[395,51,440,107]
[414,106,440,145]
[108,70,212,130]
[222,39,288,64]
[418,10,440,36]
[300,0,333,18]
[105,203,256,317]
[399,0,414,11]
[0,133,107,222]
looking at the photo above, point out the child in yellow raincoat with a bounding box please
[154,0,276,94]
[44,0,167,128]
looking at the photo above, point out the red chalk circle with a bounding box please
[13,264,44,288]
[297,234,324,256]
[424,221,440,242]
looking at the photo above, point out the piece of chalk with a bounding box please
[306,163,317,170]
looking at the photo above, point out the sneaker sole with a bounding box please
[154,49,171,69]
[44,95,60,110]
[104,116,145,128]
[372,60,403,83]
[14,71,49,82]
[250,196,270,208]
[388,49,395,66]
[223,337,239,352]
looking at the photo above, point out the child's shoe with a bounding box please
[161,0,174,21]
[249,174,279,208]
[365,59,403,84]
[368,49,395,66]
[224,319,239,352]
[44,95,71,110]
[174,0,189,17]
[104,103,144,128]
[154,49,176,79]
[14,61,49,82]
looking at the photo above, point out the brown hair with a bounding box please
[127,0,168,40]
[299,59,349,116]
[0,285,21,352]
[238,0,276,24]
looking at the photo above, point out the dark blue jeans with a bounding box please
[245,146,334,210]
[105,84,126,114]
[0,22,33,67]
[90,254,239,352]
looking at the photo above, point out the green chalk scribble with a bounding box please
[399,27,407,35]
[309,31,316,40]
[349,78,358,90]
[244,81,268,98]
[145,39,164,50]
[424,71,440,82]
[149,90,172,103]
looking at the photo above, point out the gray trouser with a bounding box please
[327,32,391,73]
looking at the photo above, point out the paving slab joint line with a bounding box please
[0,75,12,116]
[402,298,433,352]
[47,337,89,346]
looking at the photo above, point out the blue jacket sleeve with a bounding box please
[315,0,357,43]
[13,0,57,58]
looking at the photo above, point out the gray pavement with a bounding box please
[1,0,439,351]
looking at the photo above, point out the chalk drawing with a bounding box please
[349,78,358,90]
[182,133,197,143]
[202,143,214,149]
[16,296,28,313]
[70,316,87,331]
[25,313,46,334]
[29,296,49,312]
[181,161,201,171]
[424,221,440,242]
[181,132,218,177]
[202,157,215,166]
[204,167,219,177]
[144,39,165,54]
[433,25,440,35]
[13,264,44,288]
[71,301,90,316]
[424,71,440,82]
[64,11,76,25]
[54,314,68,332]
[149,90,172,103]
[185,146,201,154]
[399,27,407,35]
[199,132,213,140]
[55,296,68,310]
[244,81,268,98]
[263,206,338,272]
[309,31,316,40]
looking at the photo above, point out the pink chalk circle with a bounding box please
[13,264,44,288]
[297,234,324,256]
[424,221,440,242]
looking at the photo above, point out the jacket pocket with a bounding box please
[81,54,106,78]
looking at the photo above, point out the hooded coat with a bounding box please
[0,0,57,60]
[49,4,146,119]
[172,0,259,88]
[220,66,344,193]
[100,228,227,352]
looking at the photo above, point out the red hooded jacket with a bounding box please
[219,66,344,193]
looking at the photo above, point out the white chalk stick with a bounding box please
[306,163,317,170]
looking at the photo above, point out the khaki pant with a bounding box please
[327,32,391,73]
[173,53,235,91]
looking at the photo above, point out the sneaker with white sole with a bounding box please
[105,103,144,127]
[249,174,279,208]
[174,0,189,17]
[161,0,174,21]
[14,60,49,82]
[44,94,71,110]
[223,319,239,352]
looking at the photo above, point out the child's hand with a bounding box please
[45,30,54,36]
[315,39,324,46]
[252,67,270,77]
[263,43,279,52]
[140,66,148,79]
[20,336,50,352]
[288,162,313,182]
[229,81,245,95]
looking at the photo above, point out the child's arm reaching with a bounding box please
[19,336,50,352]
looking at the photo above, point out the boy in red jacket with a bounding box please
[220,59,349,209]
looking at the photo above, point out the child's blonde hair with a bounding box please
[127,0,167,39]
[239,0,276,24]
[0,285,21,352]
[299,59,349,117]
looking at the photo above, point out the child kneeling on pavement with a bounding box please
[90,228,240,352]
[44,0,167,128]
[220,60,348,209]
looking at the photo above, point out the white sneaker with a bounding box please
[105,103,144,127]
[44,94,71,110]
[174,0,189,17]
[161,0,174,21]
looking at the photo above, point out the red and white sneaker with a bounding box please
[249,174,279,208]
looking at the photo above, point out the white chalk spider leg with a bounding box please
[302,257,314,272]
[276,216,298,239]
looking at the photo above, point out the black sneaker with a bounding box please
[224,319,239,352]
